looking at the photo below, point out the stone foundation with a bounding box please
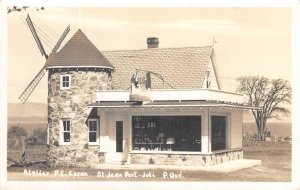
[130,149,243,166]
[47,145,105,168]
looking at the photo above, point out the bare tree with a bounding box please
[236,76,291,139]
[7,6,44,14]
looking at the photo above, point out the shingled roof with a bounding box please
[44,29,114,69]
[44,29,215,90]
[102,46,213,90]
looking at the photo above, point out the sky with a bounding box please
[7,7,291,104]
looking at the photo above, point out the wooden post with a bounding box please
[201,108,209,154]
[19,136,26,166]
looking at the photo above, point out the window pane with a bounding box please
[89,121,97,131]
[63,121,67,131]
[63,76,68,82]
[63,81,69,87]
[211,116,226,151]
[63,121,70,131]
[89,132,97,142]
[64,132,70,142]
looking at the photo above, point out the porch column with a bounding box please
[99,109,108,152]
[201,108,210,153]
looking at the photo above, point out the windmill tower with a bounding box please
[45,30,114,167]
[20,15,114,167]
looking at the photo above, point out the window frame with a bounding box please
[88,118,99,146]
[60,74,71,90]
[60,119,71,145]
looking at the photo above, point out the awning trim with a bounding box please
[88,101,262,111]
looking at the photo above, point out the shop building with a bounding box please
[45,29,259,168]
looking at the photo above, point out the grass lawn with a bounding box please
[7,141,291,181]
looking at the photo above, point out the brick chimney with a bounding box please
[147,37,159,48]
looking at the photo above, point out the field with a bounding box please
[7,145,47,164]
[7,141,291,181]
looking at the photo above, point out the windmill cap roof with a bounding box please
[44,29,114,69]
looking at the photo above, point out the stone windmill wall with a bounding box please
[46,68,112,168]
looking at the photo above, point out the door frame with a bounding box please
[106,118,128,164]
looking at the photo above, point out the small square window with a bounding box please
[60,75,71,90]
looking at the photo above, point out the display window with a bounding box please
[132,116,201,152]
[211,115,227,151]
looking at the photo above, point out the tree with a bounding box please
[27,128,47,145]
[236,76,291,139]
[7,126,28,145]
[7,6,44,14]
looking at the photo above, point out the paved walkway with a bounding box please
[94,159,262,173]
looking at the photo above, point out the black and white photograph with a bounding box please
[1,1,300,190]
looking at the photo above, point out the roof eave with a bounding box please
[44,65,115,70]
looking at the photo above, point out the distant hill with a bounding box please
[8,103,47,134]
[8,102,47,118]
[242,110,291,123]
[8,102,47,124]
[243,122,291,137]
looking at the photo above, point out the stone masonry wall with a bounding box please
[130,149,243,166]
[47,68,111,168]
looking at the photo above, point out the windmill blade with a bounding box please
[52,24,70,52]
[26,14,48,59]
[19,68,46,104]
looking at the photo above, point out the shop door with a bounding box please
[116,121,123,152]
[106,121,126,164]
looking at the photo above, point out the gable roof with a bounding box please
[44,29,114,69]
[102,46,213,90]
[44,30,217,90]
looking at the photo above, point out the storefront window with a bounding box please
[132,116,201,152]
[211,115,227,151]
